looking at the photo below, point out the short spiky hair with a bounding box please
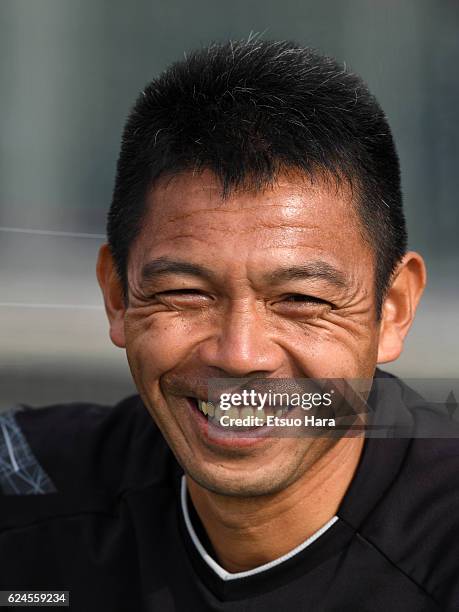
[107,39,407,315]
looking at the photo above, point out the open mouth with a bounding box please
[191,398,289,426]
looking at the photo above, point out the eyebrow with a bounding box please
[140,257,216,284]
[140,257,348,289]
[263,261,348,288]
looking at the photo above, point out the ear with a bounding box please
[96,244,127,348]
[377,251,427,364]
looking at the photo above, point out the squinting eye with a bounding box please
[151,288,213,310]
[283,294,328,304]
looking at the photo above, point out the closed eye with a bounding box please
[156,289,204,296]
[282,294,331,305]
[149,288,213,311]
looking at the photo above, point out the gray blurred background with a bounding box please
[1,0,458,410]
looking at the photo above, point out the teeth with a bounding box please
[195,400,289,423]
[197,400,215,417]
[241,407,254,419]
[227,407,238,420]
[257,411,266,425]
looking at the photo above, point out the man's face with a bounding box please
[119,170,380,496]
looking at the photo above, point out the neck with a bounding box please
[186,436,364,573]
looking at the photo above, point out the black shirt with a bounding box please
[0,371,458,611]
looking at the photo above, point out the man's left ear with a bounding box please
[96,244,127,348]
[377,251,427,364]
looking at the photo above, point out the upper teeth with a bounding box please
[197,400,286,421]
[197,400,215,417]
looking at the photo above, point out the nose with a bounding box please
[198,300,284,377]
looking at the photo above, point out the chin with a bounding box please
[185,458,300,498]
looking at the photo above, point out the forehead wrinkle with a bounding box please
[248,220,322,231]
[161,202,311,224]
[149,233,205,241]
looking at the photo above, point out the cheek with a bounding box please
[279,320,379,378]
[124,312,202,380]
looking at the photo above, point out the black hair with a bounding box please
[107,39,407,316]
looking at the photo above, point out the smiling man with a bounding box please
[1,40,459,611]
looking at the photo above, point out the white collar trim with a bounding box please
[180,475,338,582]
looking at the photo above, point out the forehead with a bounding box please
[132,170,371,272]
